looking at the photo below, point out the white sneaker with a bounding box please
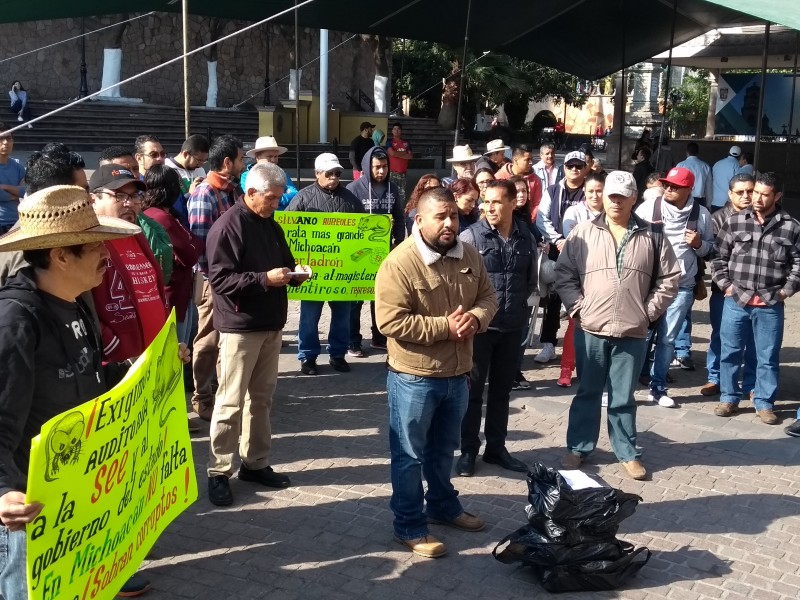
[601,392,609,407]
[648,390,676,408]
[534,343,556,363]
[17,115,23,122]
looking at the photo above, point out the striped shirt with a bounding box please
[187,182,236,274]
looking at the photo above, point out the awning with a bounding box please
[0,1,794,79]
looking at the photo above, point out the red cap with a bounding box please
[659,167,695,189]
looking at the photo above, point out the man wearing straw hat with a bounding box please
[240,135,298,210]
[0,185,155,598]
[442,145,480,187]
[475,138,510,174]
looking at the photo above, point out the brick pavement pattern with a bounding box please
[143,293,800,599]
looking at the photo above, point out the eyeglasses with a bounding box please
[324,170,342,178]
[664,183,689,192]
[476,179,493,186]
[565,164,585,171]
[731,189,754,197]
[142,151,167,159]
[98,190,144,204]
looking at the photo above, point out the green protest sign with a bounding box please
[25,312,197,600]
[274,211,391,301]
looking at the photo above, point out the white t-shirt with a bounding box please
[165,157,206,195]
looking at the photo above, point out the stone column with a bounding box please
[705,69,720,139]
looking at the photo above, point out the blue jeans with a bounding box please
[297,300,351,361]
[720,297,784,410]
[674,310,692,360]
[0,527,27,600]
[650,287,694,392]
[568,329,647,463]
[707,289,755,390]
[387,371,468,540]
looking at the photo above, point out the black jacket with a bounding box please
[461,219,538,331]
[207,201,299,333]
[0,268,126,496]
[285,182,364,214]
[346,146,405,245]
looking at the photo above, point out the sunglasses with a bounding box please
[731,189,754,197]
[142,151,168,159]
[565,163,585,171]
[324,170,342,178]
[664,183,689,191]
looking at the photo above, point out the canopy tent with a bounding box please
[0,0,795,79]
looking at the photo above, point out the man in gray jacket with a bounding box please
[555,171,679,480]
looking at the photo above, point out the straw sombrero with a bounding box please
[0,185,141,252]
[246,136,288,158]
[446,145,480,163]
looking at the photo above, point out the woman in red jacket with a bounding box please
[143,165,200,344]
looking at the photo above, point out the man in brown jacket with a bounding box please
[375,186,498,559]
[554,171,679,480]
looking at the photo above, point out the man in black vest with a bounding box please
[456,180,538,476]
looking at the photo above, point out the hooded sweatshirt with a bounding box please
[0,268,126,496]
[346,146,405,245]
[635,197,714,288]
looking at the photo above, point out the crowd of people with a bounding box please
[0,122,797,586]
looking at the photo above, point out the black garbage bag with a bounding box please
[525,463,641,542]
[493,525,633,568]
[539,546,651,593]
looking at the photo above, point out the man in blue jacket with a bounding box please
[345,146,404,357]
[240,136,297,210]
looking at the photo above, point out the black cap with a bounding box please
[360,121,376,131]
[89,164,145,192]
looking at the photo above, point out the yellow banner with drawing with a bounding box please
[25,312,197,600]
[274,212,391,301]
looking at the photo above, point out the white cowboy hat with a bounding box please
[0,185,140,252]
[246,136,288,158]
[484,139,511,155]
[447,145,480,163]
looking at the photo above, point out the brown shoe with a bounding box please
[187,417,200,433]
[429,511,485,532]
[395,535,447,558]
[756,409,779,425]
[622,460,647,480]
[714,403,738,417]
[700,382,720,396]
[560,453,582,469]
[192,400,214,422]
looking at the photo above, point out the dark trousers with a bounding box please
[349,300,386,348]
[540,244,562,345]
[461,329,523,455]
[10,99,30,120]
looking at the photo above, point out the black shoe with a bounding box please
[482,448,528,473]
[300,359,318,375]
[456,452,476,477]
[238,465,291,488]
[208,475,233,506]
[117,572,151,597]
[676,356,695,371]
[785,419,800,438]
[329,357,351,372]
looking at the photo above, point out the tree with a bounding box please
[669,70,710,138]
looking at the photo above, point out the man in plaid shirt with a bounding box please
[711,172,800,426]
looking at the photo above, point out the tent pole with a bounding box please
[453,0,473,147]
[753,22,770,171]
[319,29,328,143]
[294,0,301,188]
[182,0,190,139]
[655,0,678,169]
[615,0,627,169]
[784,31,799,179]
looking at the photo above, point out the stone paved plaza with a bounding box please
[143,293,800,599]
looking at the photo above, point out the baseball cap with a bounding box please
[314,153,343,172]
[359,121,376,131]
[604,171,637,197]
[89,164,145,192]
[659,167,695,189]
[729,145,742,158]
[563,150,587,166]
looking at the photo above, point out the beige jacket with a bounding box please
[375,230,498,377]
[554,214,679,339]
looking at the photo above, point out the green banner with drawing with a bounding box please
[274,211,391,301]
[25,312,197,600]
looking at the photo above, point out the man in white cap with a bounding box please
[710,146,743,213]
[0,185,155,598]
[286,153,364,376]
[240,135,298,210]
[442,145,479,187]
[555,171,679,480]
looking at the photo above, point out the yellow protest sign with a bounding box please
[274,211,391,301]
[25,312,198,600]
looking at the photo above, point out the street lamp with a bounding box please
[79,17,89,98]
